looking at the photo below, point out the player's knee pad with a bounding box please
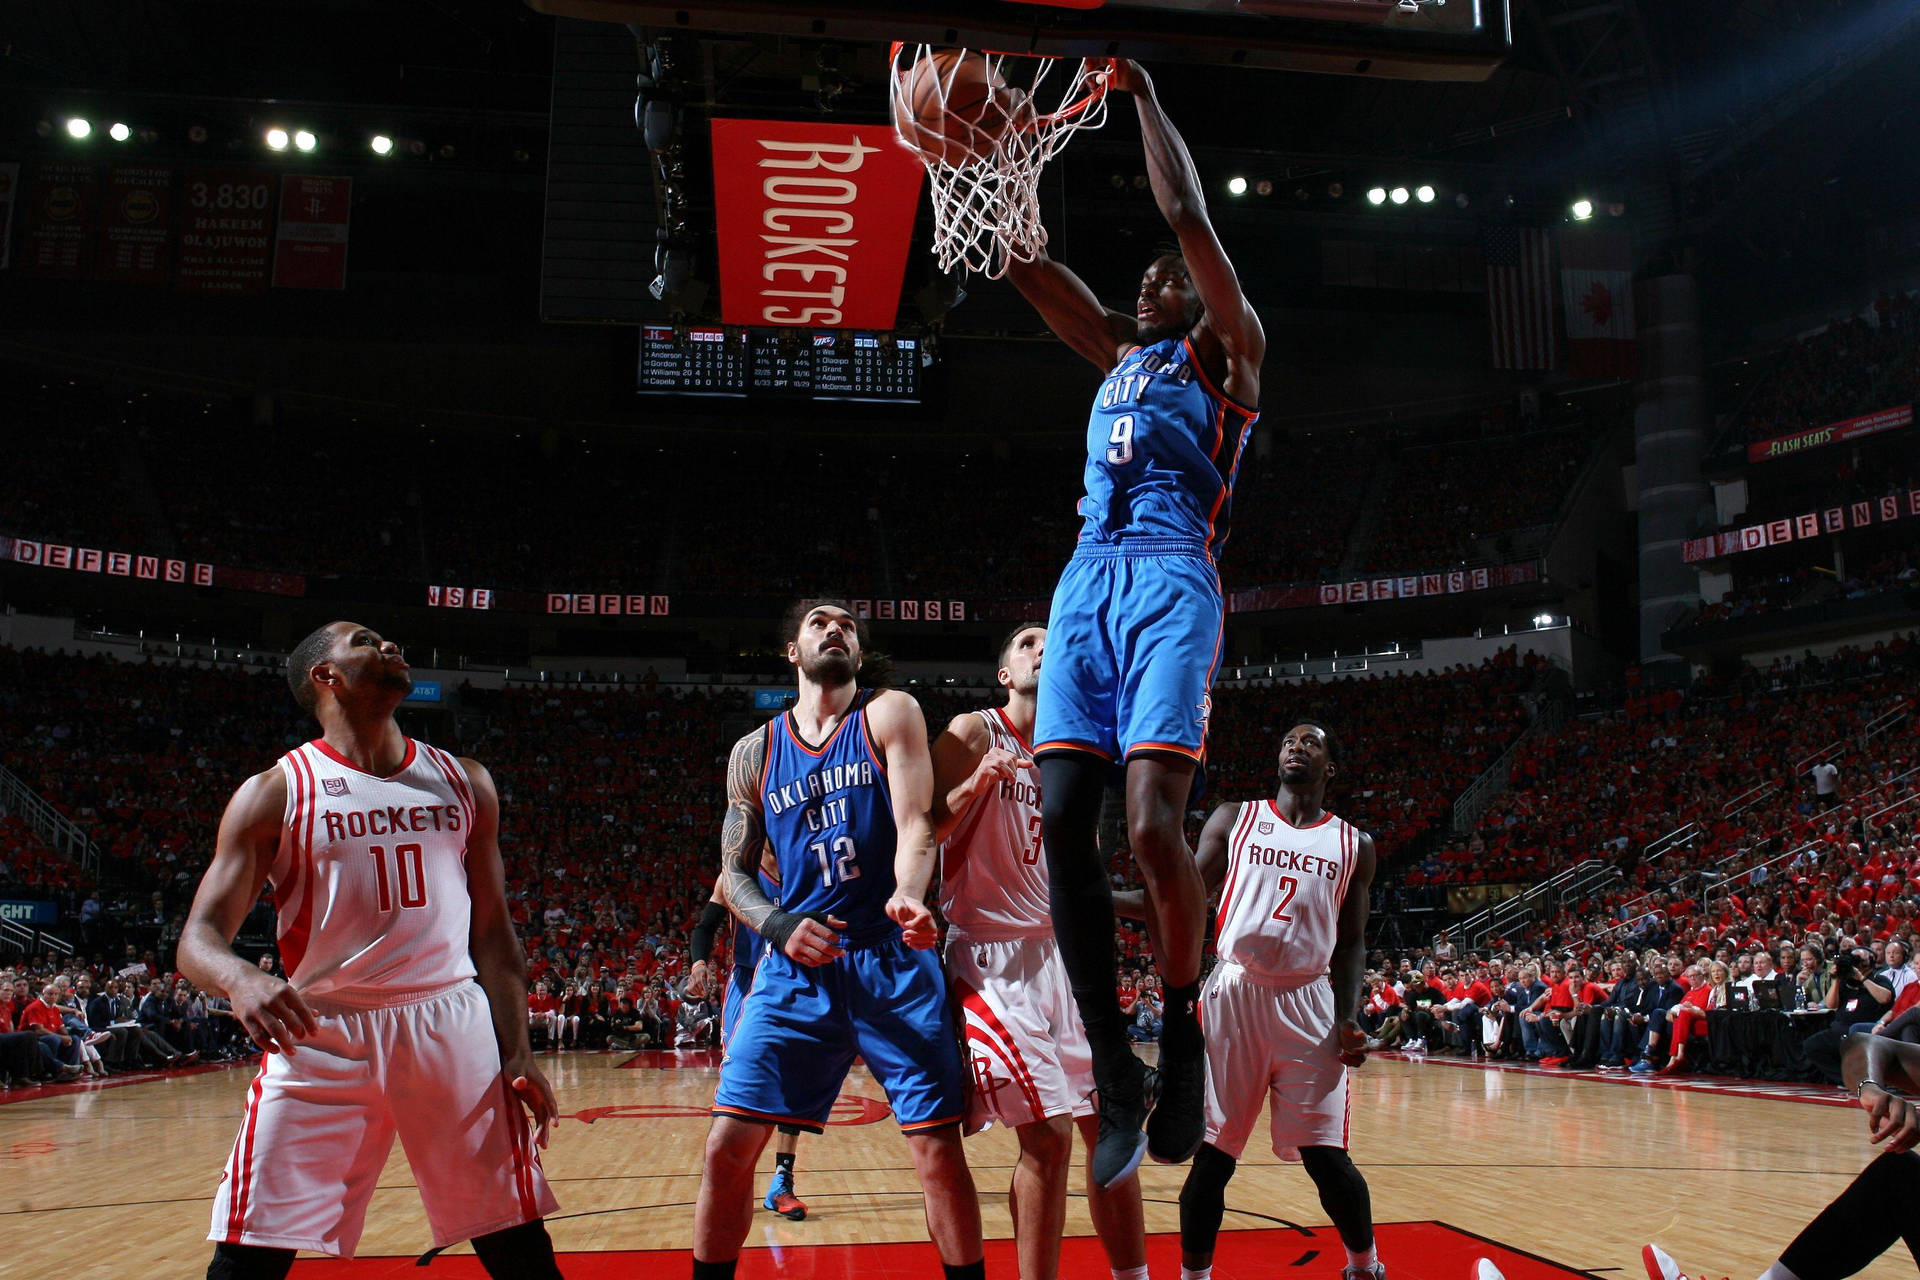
[1299,1146,1372,1244]
[470,1218,563,1280]
[1178,1143,1236,1255]
[206,1243,295,1280]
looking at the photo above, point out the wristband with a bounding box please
[1857,1079,1887,1099]
[759,908,832,953]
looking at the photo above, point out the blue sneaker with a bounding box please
[763,1167,807,1220]
[1629,1059,1656,1074]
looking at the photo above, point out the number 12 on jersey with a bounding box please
[810,834,862,886]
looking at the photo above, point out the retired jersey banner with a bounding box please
[709,119,924,329]
[95,165,173,285]
[175,169,275,294]
[1558,226,1636,379]
[272,175,353,290]
[1747,404,1912,464]
[25,161,96,278]
[0,163,19,270]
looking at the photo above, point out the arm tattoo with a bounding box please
[720,729,780,935]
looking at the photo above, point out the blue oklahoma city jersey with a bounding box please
[759,690,897,944]
[1081,334,1259,557]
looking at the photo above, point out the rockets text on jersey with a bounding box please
[939,708,1049,941]
[1079,334,1258,559]
[758,689,901,946]
[271,739,479,1005]
[1213,799,1361,985]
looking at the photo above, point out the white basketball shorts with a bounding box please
[209,980,557,1258]
[1201,962,1349,1162]
[946,932,1095,1131]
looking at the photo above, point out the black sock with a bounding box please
[692,1260,739,1280]
[775,1150,795,1174]
[206,1243,295,1280]
[943,1261,986,1280]
[1162,981,1203,1058]
[1778,1150,1920,1279]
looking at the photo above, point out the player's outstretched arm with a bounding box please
[179,768,319,1055]
[1106,60,1265,387]
[869,691,942,949]
[1332,832,1378,1066]
[929,712,1031,844]
[1005,251,1139,371]
[462,758,558,1145]
[722,728,845,966]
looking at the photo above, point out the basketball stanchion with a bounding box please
[888,43,1110,279]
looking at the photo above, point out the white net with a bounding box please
[889,43,1110,279]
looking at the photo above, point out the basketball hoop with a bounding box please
[889,43,1110,279]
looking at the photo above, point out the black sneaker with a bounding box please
[1090,1055,1156,1189]
[1146,1039,1206,1165]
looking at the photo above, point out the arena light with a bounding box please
[1389,186,1409,205]
[370,134,394,156]
[264,127,289,151]
[1226,175,1248,196]
[65,117,91,139]
[293,129,317,153]
[1367,187,1387,206]
[1571,198,1594,220]
[108,122,131,142]
[1415,184,1435,203]
[1532,612,1557,628]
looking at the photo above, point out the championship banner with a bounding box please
[272,175,353,290]
[1746,404,1913,464]
[709,119,925,329]
[25,161,96,278]
[0,163,19,270]
[175,169,275,294]
[1683,484,1920,563]
[95,165,173,285]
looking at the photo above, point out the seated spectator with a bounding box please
[675,991,716,1048]
[1659,961,1733,1075]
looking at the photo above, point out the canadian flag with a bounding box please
[1558,227,1637,379]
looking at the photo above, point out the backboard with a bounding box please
[528,0,1513,82]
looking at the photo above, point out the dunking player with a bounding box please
[1005,57,1265,1185]
[1120,724,1382,1280]
[930,623,1150,1280]
[690,601,982,1280]
[686,868,810,1220]
[178,622,563,1280]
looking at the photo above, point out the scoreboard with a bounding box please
[638,325,920,402]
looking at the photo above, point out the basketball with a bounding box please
[894,47,1024,166]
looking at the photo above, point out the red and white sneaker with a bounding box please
[1643,1244,1683,1280]
[1472,1261,1506,1280]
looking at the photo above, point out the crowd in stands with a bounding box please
[1727,291,1919,447]
[3,364,1598,603]
[1688,547,1920,629]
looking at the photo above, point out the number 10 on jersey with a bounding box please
[810,834,862,886]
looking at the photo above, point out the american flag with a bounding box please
[1483,226,1558,371]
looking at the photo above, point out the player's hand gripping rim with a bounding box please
[1860,1081,1918,1153]
[1336,1018,1379,1068]
[232,972,319,1055]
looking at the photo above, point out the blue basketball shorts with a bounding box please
[711,937,966,1134]
[1033,540,1225,763]
[721,964,756,1049]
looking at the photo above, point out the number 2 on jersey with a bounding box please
[1270,875,1298,924]
[810,834,862,886]
[1105,413,1136,465]
[370,843,427,910]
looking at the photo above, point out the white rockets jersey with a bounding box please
[1213,799,1362,985]
[939,709,1050,941]
[270,739,479,1005]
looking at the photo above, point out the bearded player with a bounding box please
[690,600,982,1280]
[179,623,562,1279]
[1005,57,1264,1186]
[1121,724,1382,1280]
[931,623,1149,1280]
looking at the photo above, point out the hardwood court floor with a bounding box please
[2,1048,1908,1280]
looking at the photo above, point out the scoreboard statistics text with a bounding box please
[638,325,919,402]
